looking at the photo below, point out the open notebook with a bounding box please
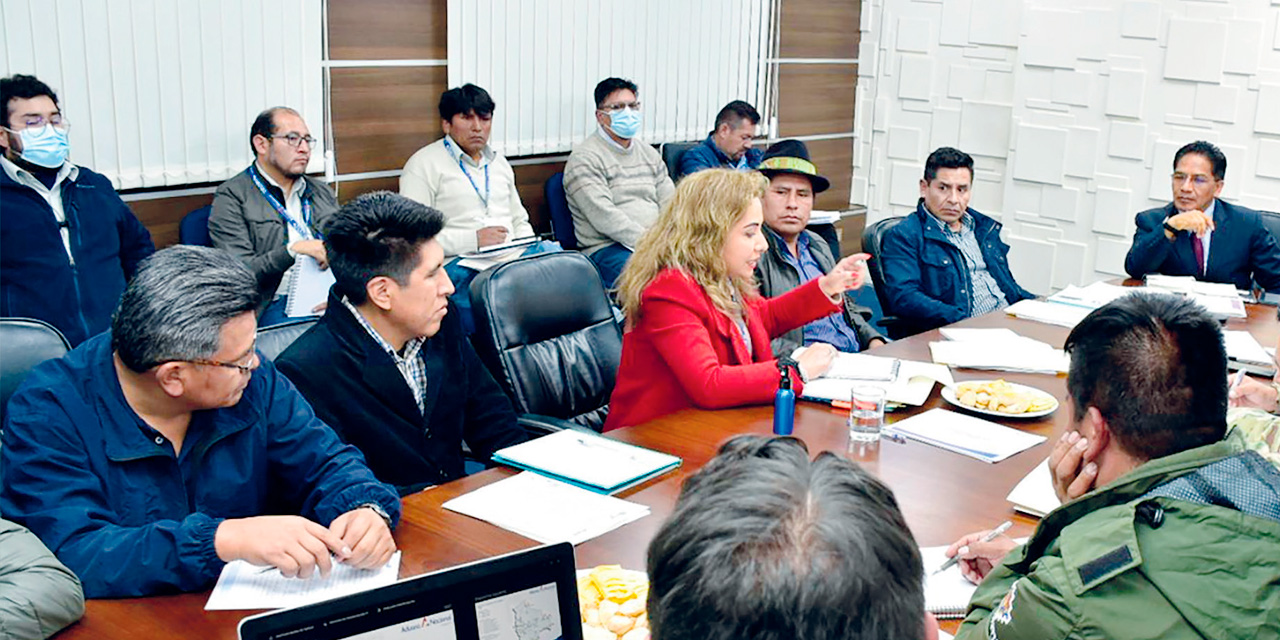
[920,545,978,619]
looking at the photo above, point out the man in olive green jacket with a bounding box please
[0,517,84,639]
[947,293,1280,639]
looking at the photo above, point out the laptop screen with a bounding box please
[238,543,581,640]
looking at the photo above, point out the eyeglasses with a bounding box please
[270,133,316,148]
[5,115,67,131]
[598,101,642,113]
[1172,172,1216,187]
[155,346,259,375]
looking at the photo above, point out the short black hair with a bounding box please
[439,84,496,121]
[714,100,760,131]
[248,106,298,156]
[1174,140,1227,181]
[594,77,639,109]
[1064,293,1228,461]
[647,436,925,640]
[325,191,445,305]
[922,146,974,183]
[0,74,59,129]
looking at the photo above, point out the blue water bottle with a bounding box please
[773,360,796,436]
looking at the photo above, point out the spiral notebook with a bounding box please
[285,255,335,317]
[919,545,978,619]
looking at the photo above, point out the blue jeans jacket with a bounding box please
[0,333,401,598]
[879,201,1034,335]
[676,135,763,179]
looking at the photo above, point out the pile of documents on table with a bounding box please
[1006,278,1247,329]
[793,349,954,408]
[928,328,1068,375]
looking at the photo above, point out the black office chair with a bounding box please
[861,216,911,339]
[469,252,622,432]
[179,205,214,246]
[660,141,698,182]
[544,172,579,251]
[256,317,319,361]
[1,318,72,475]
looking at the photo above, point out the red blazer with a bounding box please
[603,269,842,431]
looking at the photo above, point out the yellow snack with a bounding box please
[954,380,1054,415]
[578,565,650,640]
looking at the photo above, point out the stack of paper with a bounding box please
[887,409,1047,463]
[929,340,1069,374]
[205,552,402,610]
[794,349,899,381]
[456,235,540,270]
[1005,459,1060,518]
[1146,274,1244,299]
[1005,299,1093,328]
[443,472,650,545]
[919,545,979,619]
[801,360,954,407]
[1046,281,1141,310]
[1185,292,1247,318]
[1224,330,1272,365]
[491,430,681,495]
[285,255,335,317]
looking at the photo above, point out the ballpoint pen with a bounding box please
[1229,369,1246,396]
[933,520,1013,575]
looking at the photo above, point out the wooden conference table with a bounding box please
[60,298,1280,639]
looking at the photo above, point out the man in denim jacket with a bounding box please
[879,147,1035,337]
[0,246,400,598]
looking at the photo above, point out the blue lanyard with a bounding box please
[247,164,318,240]
[442,137,489,211]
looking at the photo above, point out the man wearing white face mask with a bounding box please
[564,77,675,289]
[0,74,155,346]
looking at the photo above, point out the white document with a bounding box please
[807,209,842,225]
[794,349,899,381]
[887,408,1047,463]
[1005,299,1093,328]
[938,327,1022,342]
[1146,274,1243,299]
[442,472,650,545]
[929,340,1069,374]
[1186,292,1247,318]
[802,360,953,407]
[1224,330,1272,365]
[457,235,539,270]
[205,551,401,611]
[285,255,335,317]
[1005,458,1061,518]
[1046,281,1140,310]
[919,545,979,618]
[492,429,680,493]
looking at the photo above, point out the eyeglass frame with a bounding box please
[3,114,68,132]
[597,101,642,114]
[1171,172,1218,188]
[152,342,260,375]
[268,132,317,148]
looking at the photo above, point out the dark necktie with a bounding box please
[1191,233,1205,276]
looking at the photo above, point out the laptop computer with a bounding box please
[238,542,582,640]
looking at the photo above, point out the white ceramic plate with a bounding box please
[941,380,1059,419]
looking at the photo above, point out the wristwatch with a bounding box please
[357,502,393,529]
[1162,219,1178,235]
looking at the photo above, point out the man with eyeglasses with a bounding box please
[210,106,339,326]
[0,73,155,347]
[1125,140,1280,291]
[564,77,675,289]
[0,246,401,598]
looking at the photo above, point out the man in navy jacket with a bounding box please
[677,100,764,180]
[0,74,154,346]
[0,246,400,598]
[1124,140,1280,292]
[879,147,1035,337]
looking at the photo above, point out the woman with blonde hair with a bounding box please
[603,169,871,430]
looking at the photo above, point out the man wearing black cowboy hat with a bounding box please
[754,140,886,356]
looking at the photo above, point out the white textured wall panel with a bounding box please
[855,0,1280,293]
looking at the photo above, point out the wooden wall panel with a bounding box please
[514,160,566,234]
[776,64,858,138]
[778,0,860,59]
[330,67,448,174]
[334,177,401,204]
[127,192,215,248]
[807,138,854,211]
[327,0,447,60]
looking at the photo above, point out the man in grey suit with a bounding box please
[210,106,339,326]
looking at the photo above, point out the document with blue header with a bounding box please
[887,409,1046,463]
[492,430,682,494]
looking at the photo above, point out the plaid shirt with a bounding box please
[929,212,1008,316]
[341,297,428,414]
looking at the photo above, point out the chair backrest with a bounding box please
[256,318,319,362]
[180,205,214,246]
[544,172,578,250]
[1,318,72,426]
[861,216,908,319]
[469,252,621,431]
[660,141,698,182]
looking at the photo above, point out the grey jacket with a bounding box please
[756,228,885,356]
[0,518,84,639]
[209,168,339,302]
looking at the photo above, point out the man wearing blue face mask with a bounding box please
[0,74,154,346]
[564,77,675,289]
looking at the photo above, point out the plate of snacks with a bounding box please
[942,379,1058,418]
[577,565,650,640]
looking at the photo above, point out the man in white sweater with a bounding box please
[400,84,555,332]
[564,77,675,289]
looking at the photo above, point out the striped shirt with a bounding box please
[778,232,860,352]
[341,297,428,414]
[928,212,1008,316]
